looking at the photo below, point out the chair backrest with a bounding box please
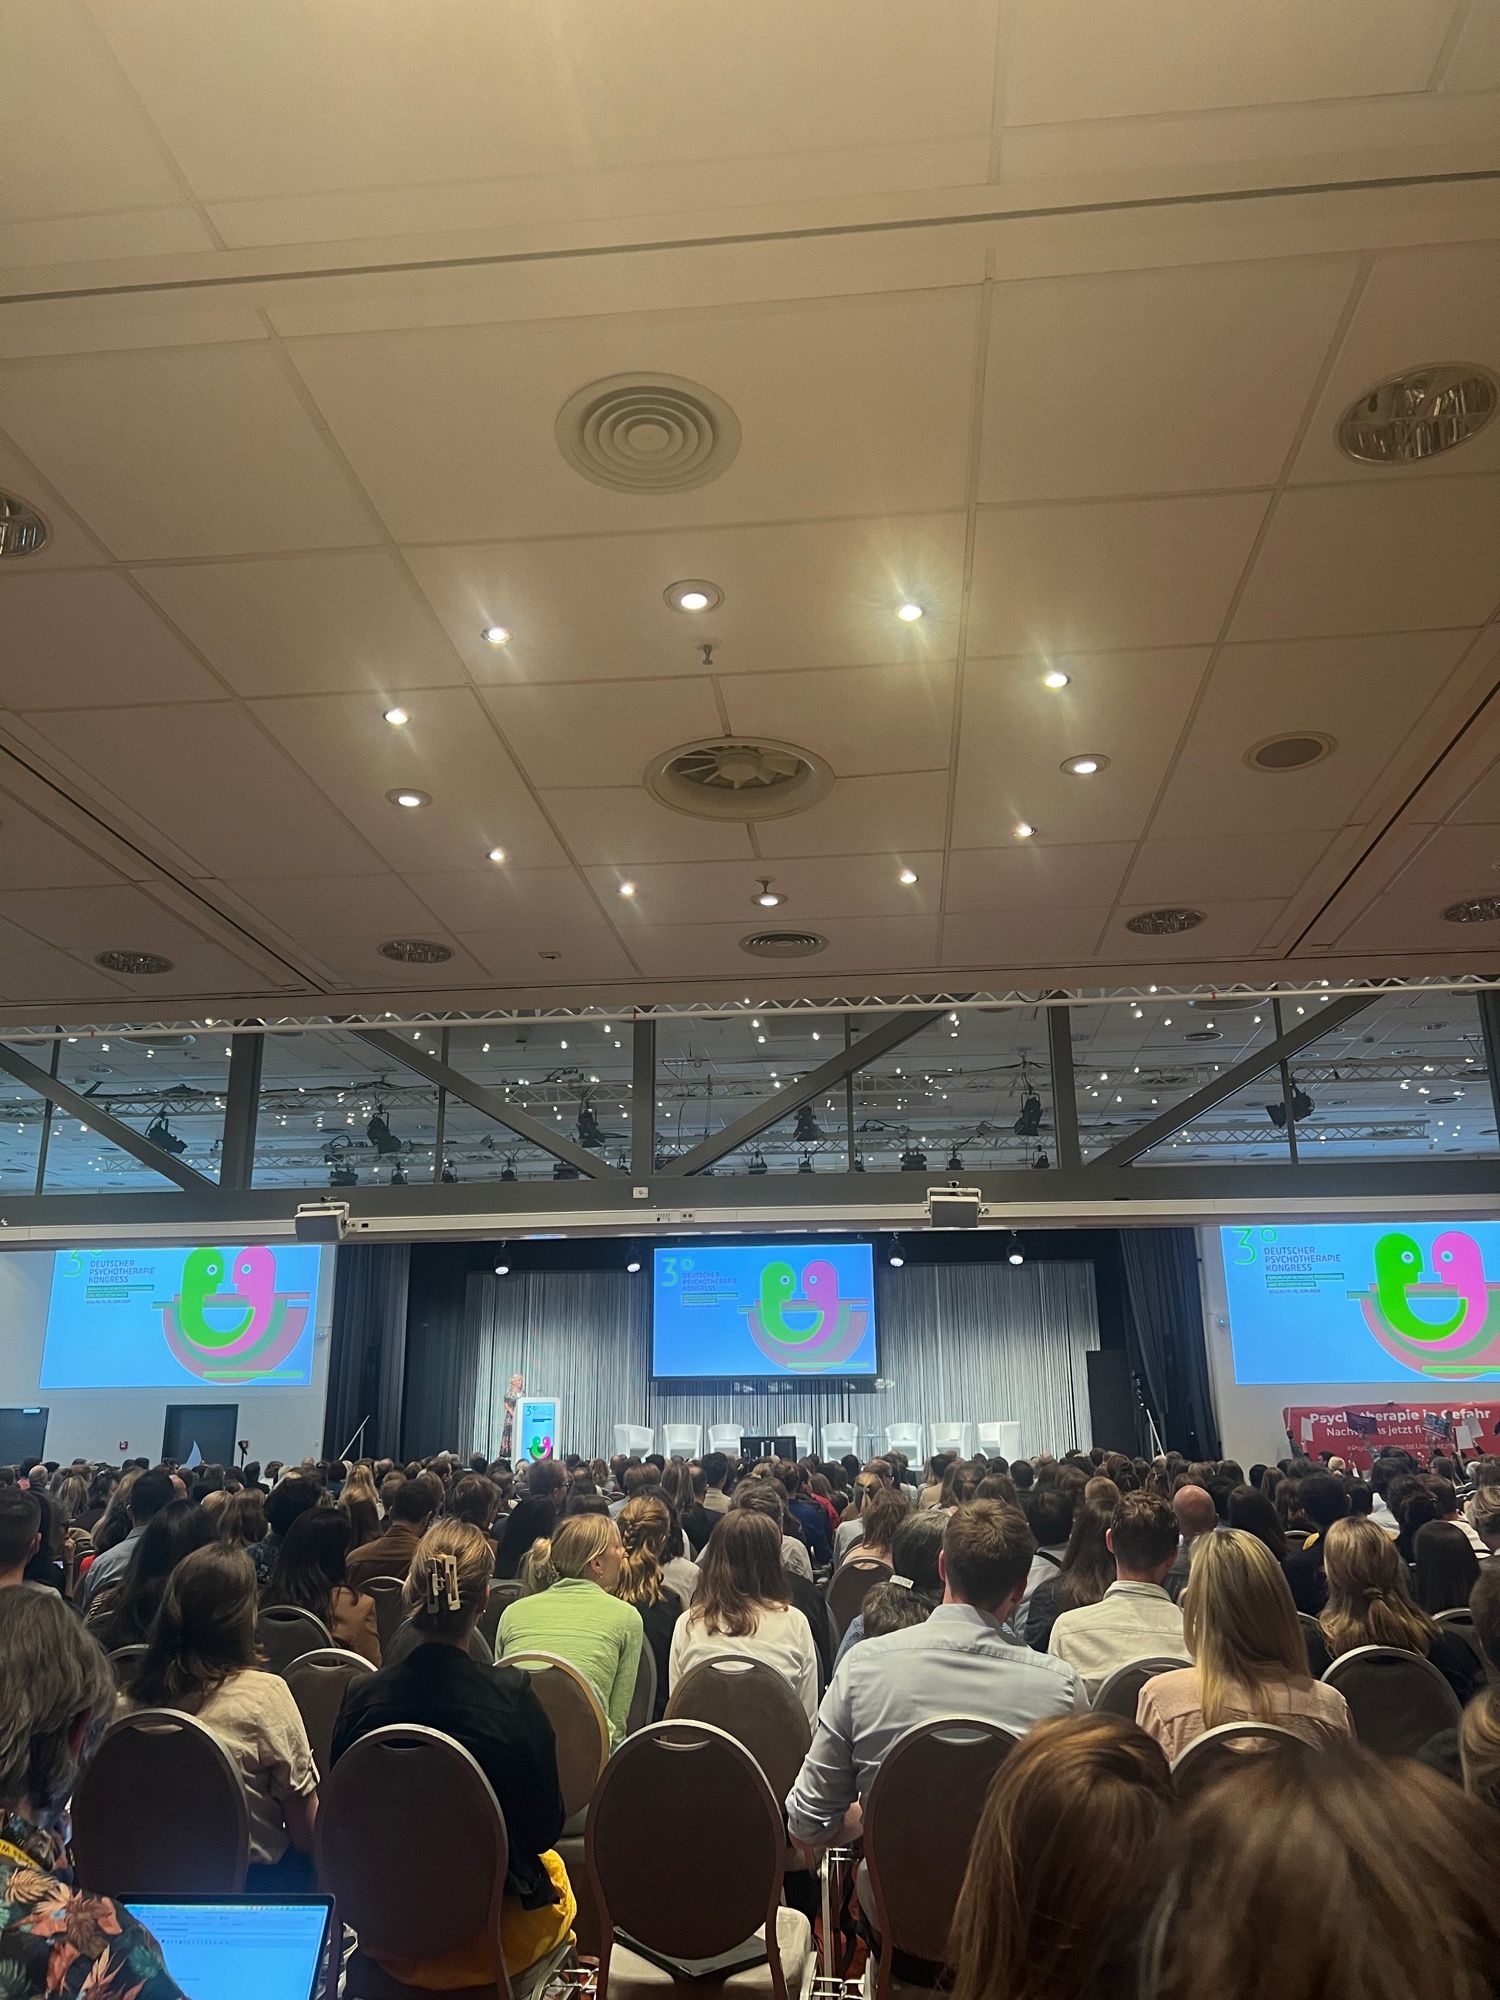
[588,1722,791,2000]
[283,1647,377,1777]
[1171,1721,1320,1799]
[107,1642,148,1689]
[929,1422,970,1459]
[614,1424,653,1458]
[884,1424,923,1463]
[664,1652,814,1800]
[502,1650,610,1818]
[825,1556,892,1643]
[785,1423,813,1460]
[708,1424,742,1456]
[317,1722,510,1993]
[1323,1643,1463,1754]
[1091,1655,1192,1719]
[821,1423,860,1461]
[863,1719,1016,1990]
[626,1635,658,1734]
[1434,1605,1488,1671]
[477,1578,521,1651]
[257,1603,333,1673]
[363,1574,407,1652]
[73,1709,250,1896]
[1296,1611,1330,1675]
[662,1423,701,1461]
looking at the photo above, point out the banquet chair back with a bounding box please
[665,1653,813,1799]
[626,1637,658,1734]
[364,1574,407,1653]
[73,1709,250,1896]
[284,1646,377,1777]
[257,1603,333,1673]
[825,1556,891,1643]
[1434,1605,1488,1672]
[106,1642,148,1689]
[1091,1656,1191,1719]
[1171,1721,1320,1798]
[503,1650,610,1822]
[1323,1644,1462,1755]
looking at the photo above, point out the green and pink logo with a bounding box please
[745,1258,870,1371]
[157,1247,311,1382]
[1351,1231,1500,1379]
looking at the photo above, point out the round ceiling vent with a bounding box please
[0,491,48,558]
[95,950,173,975]
[646,737,833,821]
[1442,897,1500,924]
[1125,908,1205,936]
[740,930,828,960]
[1184,1028,1223,1042]
[379,938,454,964]
[1337,365,1497,465]
[1246,732,1335,773]
[556,373,741,493]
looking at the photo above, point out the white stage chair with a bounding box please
[884,1423,923,1466]
[977,1421,1022,1462]
[661,1423,702,1460]
[822,1422,860,1461]
[785,1422,814,1460]
[930,1422,971,1459]
[707,1424,742,1457]
[613,1424,653,1458]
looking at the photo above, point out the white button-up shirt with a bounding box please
[1046,1579,1187,1699]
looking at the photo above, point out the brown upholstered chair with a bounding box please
[501,1650,610,1825]
[284,1646,377,1778]
[626,1639,657,1736]
[73,1709,250,1896]
[664,1654,813,1801]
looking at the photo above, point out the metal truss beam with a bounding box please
[1088,991,1378,1168]
[658,1009,943,1177]
[218,1027,263,1191]
[1047,1004,1080,1172]
[0,1040,213,1192]
[630,1018,655,1183]
[351,1028,624,1180]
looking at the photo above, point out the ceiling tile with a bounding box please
[720,662,955,776]
[0,801,128,890]
[0,884,210,951]
[980,256,1357,502]
[403,867,602,933]
[1124,829,1341,903]
[405,514,967,685]
[541,789,755,865]
[217,872,440,940]
[0,948,128,1003]
[0,437,108,567]
[968,495,1268,655]
[457,927,637,984]
[0,570,222,709]
[585,853,945,927]
[945,843,1135,913]
[303,934,489,988]
[0,346,379,559]
[250,686,568,871]
[1442,0,1500,89]
[135,552,464,697]
[1147,630,1477,838]
[62,936,296,995]
[951,650,1209,848]
[481,679,722,791]
[940,907,1114,968]
[756,772,951,857]
[286,293,977,542]
[1322,821,1500,952]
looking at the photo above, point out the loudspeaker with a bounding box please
[1086,1350,1144,1455]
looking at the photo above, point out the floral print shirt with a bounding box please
[0,1814,185,1999]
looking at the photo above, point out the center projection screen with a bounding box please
[1221,1222,1500,1386]
[652,1241,877,1381]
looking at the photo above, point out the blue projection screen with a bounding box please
[652,1241,877,1380]
[1220,1221,1500,1386]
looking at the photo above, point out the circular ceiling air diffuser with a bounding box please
[646,737,832,821]
[0,491,48,558]
[1337,365,1497,465]
[379,938,454,963]
[95,950,173,975]
[1125,909,1205,936]
[740,930,828,960]
[1442,897,1500,924]
[556,373,741,493]
[1246,732,1335,773]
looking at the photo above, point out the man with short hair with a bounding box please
[0,1489,41,1589]
[1164,1484,1221,1603]
[528,1458,569,1517]
[700,1451,731,1516]
[1046,1493,1185,1697]
[346,1472,443,1587]
[1431,1476,1488,1556]
[79,1467,173,1606]
[1282,1472,1351,1614]
[787,1501,1084,1850]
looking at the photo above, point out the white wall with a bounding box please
[1198,1226,1450,1469]
[0,1249,336,1465]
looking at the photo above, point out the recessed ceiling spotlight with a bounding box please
[494,1261,510,1276]
[754,879,785,908]
[626,1257,643,1273]
[1043,669,1070,690]
[664,579,723,614]
[1062,754,1108,777]
[386,788,431,809]
[482,625,511,646]
[896,602,924,623]
[618,881,637,898]
[487,846,506,863]
[1015,822,1037,840]
[1337,364,1497,465]
[898,868,919,886]
[383,706,409,727]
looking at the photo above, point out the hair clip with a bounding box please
[425,1552,461,1612]
[890,1573,913,1589]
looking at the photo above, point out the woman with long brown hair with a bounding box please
[668,1509,818,1722]
[613,1494,680,1721]
[1025,1499,1114,1650]
[950,1714,1171,2000]
[1320,1514,1482,1703]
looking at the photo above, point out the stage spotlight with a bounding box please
[852,1152,866,1172]
[748,1150,769,1176]
[1292,1086,1314,1121]
[494,1260,510,1276]
[390,1162,408,1186]
[576,1103,604,1149]
[794,1105,823,1143]
[1007,1233,1025,1266]
[798,1153,815,1174]
[440,1159,459,1183]
[366,1106,401,1155]
[946,1148,965,1173]
[900,1145,928,1171]
[888,1238,905,1268]
[1013,1093,1043,1138]
[500,1161,518,1182]
[552,1160,582,1180]
[145,1115,188,1157]
[1265,1099,1287,1129]
[328,1163,359,1188]
[626,1257,642,1273]
[1031,1150,1051,1170]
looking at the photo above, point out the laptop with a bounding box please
[124,1896,332,2000]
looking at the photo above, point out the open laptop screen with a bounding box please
[125,1898,330,2000]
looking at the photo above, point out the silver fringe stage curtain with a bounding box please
[433,1261,1098,1464]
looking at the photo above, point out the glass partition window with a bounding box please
[253,1030,440,1189]
[39,1032,230,1190]
[1284,988,1493,1162]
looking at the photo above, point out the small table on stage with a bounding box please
[740,1435,798,1460]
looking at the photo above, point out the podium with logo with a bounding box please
[518,1396,562,1462]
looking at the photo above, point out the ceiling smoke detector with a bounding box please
[1247,732,1335,773]
[0,491,47,558]
[379,938,455,963]
[1337,365,1497,465]
[1125,909,1205,936]
[1443,897,1500,924]
[95,950,173,975]
[740,930,828,960]
[556,373,741,493]
[647,736,832,821]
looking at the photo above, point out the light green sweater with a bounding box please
[497,1576,644,1745]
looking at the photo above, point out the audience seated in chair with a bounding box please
[79,1468,175,1607]
[1418,1562,1500,1797]
[1320,1514,1484,1706]
[84,1499,214,1652]
[495,1496,561,1581]
[833,1461,899,1565]
[788,1501,1084,1853]
[834,1510,946,1667]
[1411,1519,1481,1615]
[669,1510,820,1725]
[727,1482,835,1692]
[0,1489,42,1592]
[1280,1473,1351,1615]
[339,1461,383,1549]
[1225,1484,1287,1561]
[497,1514,643,1745]
[332,1519,573,1988]
[612,1495,681,1722]
[1026,1497,1114,1651]
[127,1543,319,1888]
[262,1506,380,1665]
[246,1472,323,1588]
[1047,1492,1185,1699]
[1162,1484,1221,1603]
[1137,1528,1352,1760]
[344,1471,442,1589]
[833,1486,908,1574]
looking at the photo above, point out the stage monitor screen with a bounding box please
[652,1241,877,1380]
[40,1244,327,1390]
[1220,1222,1500,1385]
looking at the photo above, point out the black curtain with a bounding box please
[399,1250,483,1460]
[323,1242,410,1460]
[1118,1228,1222,1459]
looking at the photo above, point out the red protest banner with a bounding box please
[1283,1401,1500,1469]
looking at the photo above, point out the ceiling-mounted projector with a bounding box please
[294,1201,354,1243]
[927,1184,982,1229]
